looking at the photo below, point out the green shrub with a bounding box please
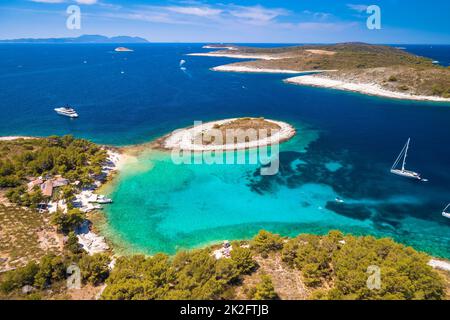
[251,275,277,300]
[230,247,257,274]
[0,261,39,293]
[65,231,82,255]
[33,255,66,289]
[250,231,283,256]
[79,253,111,285]
[51,209,84,234]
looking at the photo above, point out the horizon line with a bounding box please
[0,41,449,45]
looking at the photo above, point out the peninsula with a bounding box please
[192,43,450,102]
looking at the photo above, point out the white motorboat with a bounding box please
[97,195,113,204]
[54,106,78,118]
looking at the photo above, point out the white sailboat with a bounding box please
[390,138,422,180]
[443,204,450,219]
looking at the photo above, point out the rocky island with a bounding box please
[159,117,296,151]
[193,43,450,102]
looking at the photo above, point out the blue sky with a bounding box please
[0,0,449,43]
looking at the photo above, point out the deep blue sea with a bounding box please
[1,43,449,257]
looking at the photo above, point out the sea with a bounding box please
[0,43,449,257]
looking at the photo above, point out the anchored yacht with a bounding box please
[54,106,79,118]
[390,138,423,180]
[443,204,450,219]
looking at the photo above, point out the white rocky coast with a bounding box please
[285,75,450,102]
[161,118,296,152]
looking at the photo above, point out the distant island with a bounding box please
[191,43,450,102]
[0,34,149,44]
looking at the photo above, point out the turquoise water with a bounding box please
[106,127,450,258]
[104,128,450,257]
[1,44,450,258]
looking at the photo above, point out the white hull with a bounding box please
[97,199,112,204]
[443,204,450,219]
[390,138,423,181]
[54,107,79,118]
[56,112,78,118]
[390,169,421,180]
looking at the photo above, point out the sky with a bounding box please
[0,0,449,43]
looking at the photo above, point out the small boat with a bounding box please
[443,204,450,219]
[115,47,133,52]
[390,138,422,180]
[96,195,113,204]
[335,197,344,203]
[54,106,78,118]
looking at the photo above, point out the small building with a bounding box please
[27,178,43,192]
[52,177,69,188]
[40,180,54,197]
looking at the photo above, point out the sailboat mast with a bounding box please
[402,138,410,171]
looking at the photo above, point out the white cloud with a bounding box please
[227,5,289,25]
[101,3,290,28]
[166,6,222,17]
[347,4,369,13]
[30,0,65,3]
[75,0,98,4]
[30,0,98,4]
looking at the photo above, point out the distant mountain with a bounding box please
[0,35,149,44]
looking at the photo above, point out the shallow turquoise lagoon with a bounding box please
[103,128,450,258]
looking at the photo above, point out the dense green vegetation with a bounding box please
[101,230,447,300]
[102,246,256,300]
[51,208,85,234]
[0,136,107,207]
[1,230,447,300]
[281,231,445,300]
[79,254,111,285]
[0,252,110,299]
[250,230,283,257]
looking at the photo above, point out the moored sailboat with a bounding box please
[443,204,450,219]
[390,138,423,180]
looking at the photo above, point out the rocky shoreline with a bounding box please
[159,118,296,152]
[285,75,450,102]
